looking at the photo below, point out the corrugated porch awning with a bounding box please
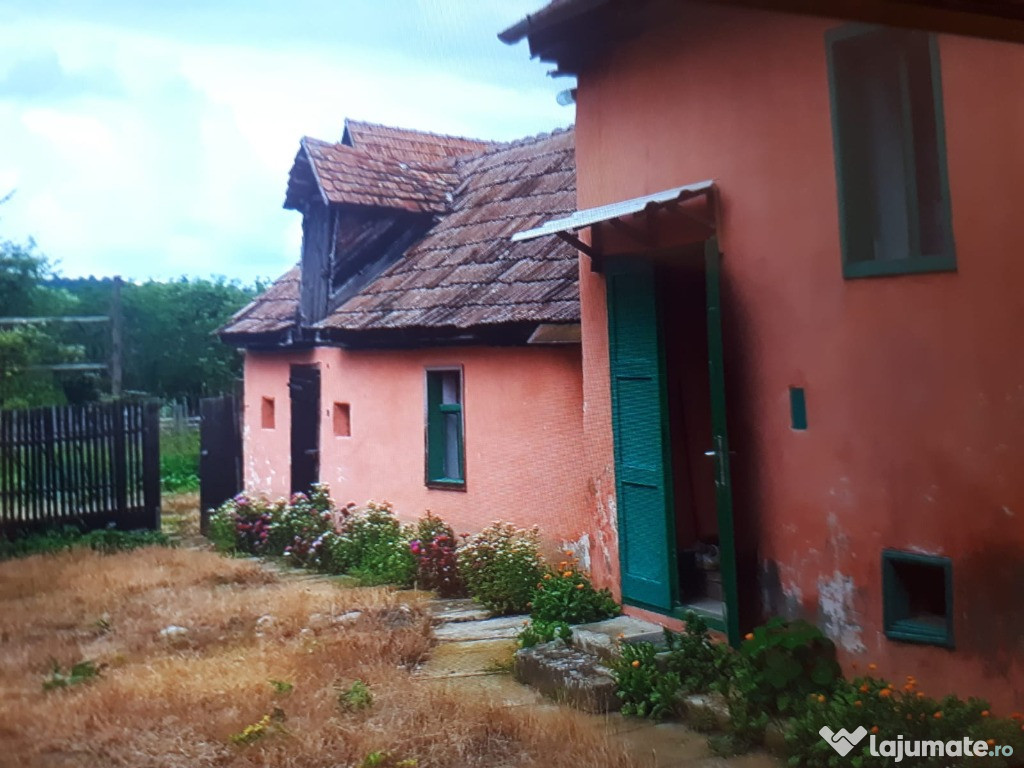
[511,180,715,258]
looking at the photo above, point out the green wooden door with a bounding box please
[606,259,676,611]
[705,237,741,645]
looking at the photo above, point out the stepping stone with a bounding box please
[572,615,666,661]
[433,615,528,642]
[514,640,619,713]
[416,638,516,677]
[427,598,491,624]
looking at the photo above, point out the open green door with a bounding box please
[705,237,741,645]
[606,259,676,611]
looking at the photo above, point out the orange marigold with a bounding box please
[744,632,754,641]
[879,688,893,698]
[982,710,990,717]
[631,660,641,668]
[871,726,879,735]
[934,712,943,719]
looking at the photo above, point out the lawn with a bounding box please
[0,543,638,768]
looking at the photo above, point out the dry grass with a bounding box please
[0,546,639,768]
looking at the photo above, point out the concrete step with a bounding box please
[426,597,492,624]
[514,640,620,713]
[572,615,666,661]
[433,614,528,642]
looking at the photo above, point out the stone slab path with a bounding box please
[417,598,780,768]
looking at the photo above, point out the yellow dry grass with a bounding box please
[0,547,639,768]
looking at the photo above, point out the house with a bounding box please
[503,0,1024,708]
[219,120,592,547]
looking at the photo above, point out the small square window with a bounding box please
[261,397,275,429]
[882,550,953,648]
[425,369,464,489]
[826,26,955,278]
[333,402,351,437]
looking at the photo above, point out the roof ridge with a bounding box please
[343,117,499,148]
[455,124,575,162]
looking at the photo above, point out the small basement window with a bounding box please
[826,26,955,278]
[882,549,953,647]
[261,397,275,429]
[425,368,464,489]
[333,402,351,437]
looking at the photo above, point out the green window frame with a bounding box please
[826,25,956,279]
[425,368,465,490]
[882,549,954,648]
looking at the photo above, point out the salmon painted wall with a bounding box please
[242,344,593,559]
[573,3,1024,708]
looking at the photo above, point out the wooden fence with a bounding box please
[0,400,161,536]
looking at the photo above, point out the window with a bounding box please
[425,369,464,489]
[826,26,955,278]
[789,387,808,430]
[882,549,953,648]
[261,397,275,429]
[333,402,351,437]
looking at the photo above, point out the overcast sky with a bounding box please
[0,1,570,285]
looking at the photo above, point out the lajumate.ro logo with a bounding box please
[819,725,1015,761]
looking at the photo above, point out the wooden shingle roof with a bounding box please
[320,128,576,332]
[222,122,578,344]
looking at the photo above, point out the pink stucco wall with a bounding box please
[242,344,593,554]
[572,2,1024,708]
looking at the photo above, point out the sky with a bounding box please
[0,1,572,285]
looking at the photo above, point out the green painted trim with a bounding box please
[825,26,957,280]
[842,254,957,279]
[881,549,954,649]
[424,368,465,486]
[704,237,741,648]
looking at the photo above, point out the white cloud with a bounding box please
[0,5,570,283]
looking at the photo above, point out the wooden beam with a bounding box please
[555,230,599,258]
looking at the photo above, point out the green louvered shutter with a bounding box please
[606,259,676,611]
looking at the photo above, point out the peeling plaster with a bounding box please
[562,533,592,571]
[817,570,866,653]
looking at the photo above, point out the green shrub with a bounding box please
[274,487,335,567]
[160,427,199,493]
[530,553,618,625]
[517,619,572,648]
[0,526,169,560]
[785,674,1024,767]
[610,641,680,720]
[457,522,544,615]
[338,679,373,712]
[333,502,415,587]
[43,659,103,691]
[734,618,841,718]
[664,613,734,695]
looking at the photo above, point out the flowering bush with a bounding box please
[457,522,544,615]
[272,488,335,567]
[530,552,619,625]
[785,673,1024,767]
[409,512,465,597]
[208,493,276,555]
[334,502,416,586]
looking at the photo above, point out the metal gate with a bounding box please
[199,394,242,533]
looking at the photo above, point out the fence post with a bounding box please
[142,400,161,530]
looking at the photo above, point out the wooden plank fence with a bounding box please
[0,400,161,537]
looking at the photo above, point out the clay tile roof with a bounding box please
[318,127,579,332]
[342,119,498,164]
[219,266,300,338]
[300,137,457,214]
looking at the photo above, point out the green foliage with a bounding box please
[338,680,373,712]
[734,618,841,718]
[530,553,619,625]
[333,501,416,587]
[42,658,103,691]
[268,679,294,695]
[610,615,733,721]
[516,619,572,649]
[785,675,1024,768]
[160,426,199,492]
[0,526,169,560]
[457,522,544,615]
[610,641,680,720]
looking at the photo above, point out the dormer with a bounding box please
[282,120,493,328]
